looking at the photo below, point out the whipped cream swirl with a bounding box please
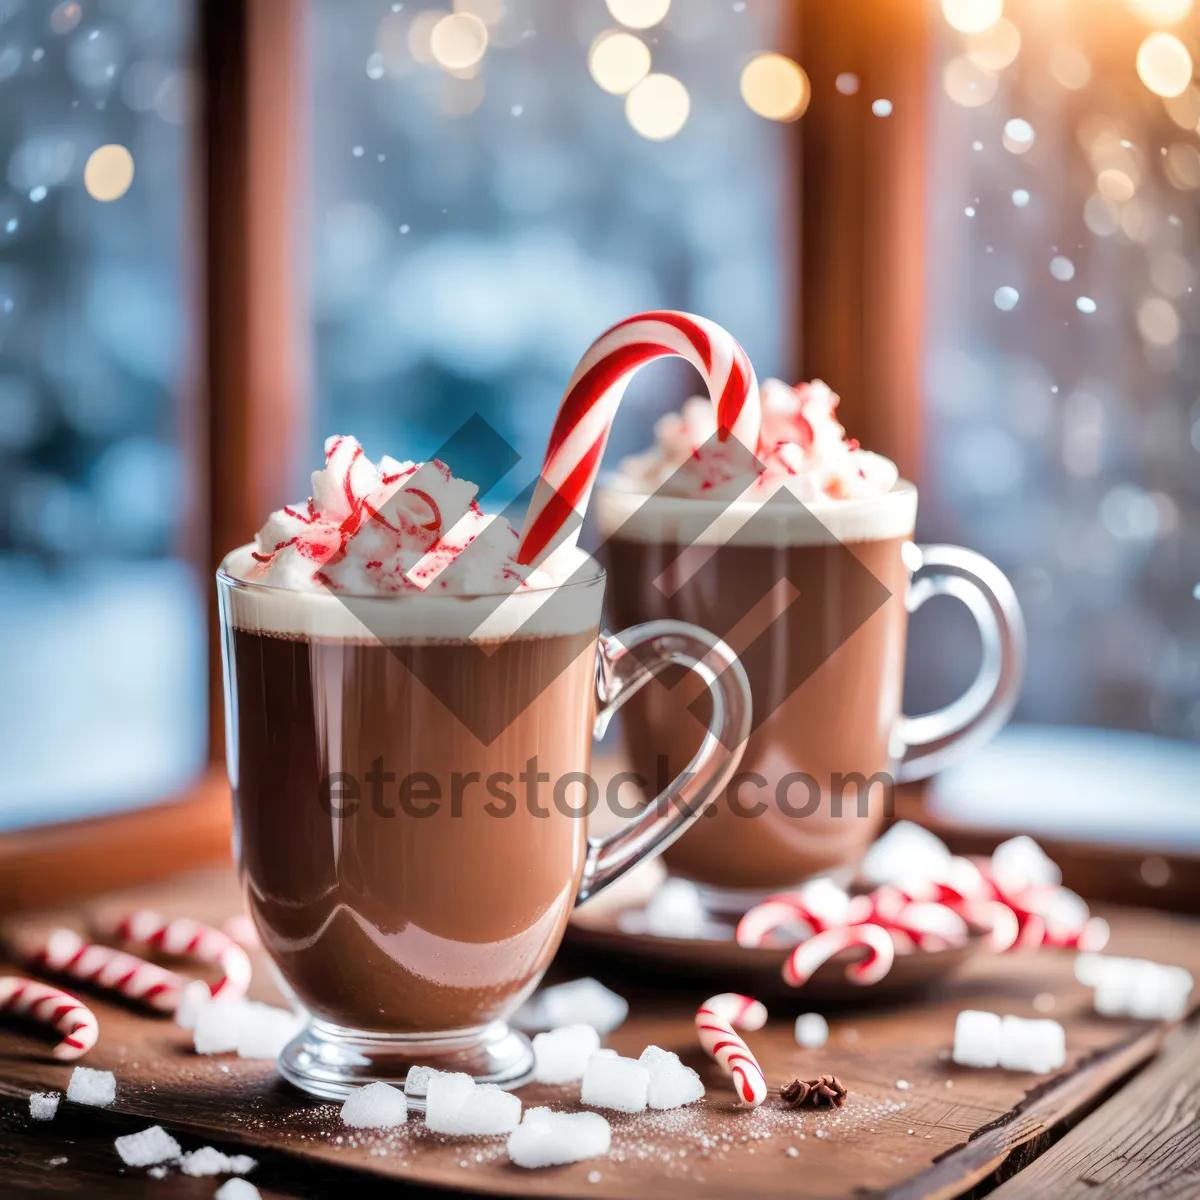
[244,436,555,595]
[615,378,899,501]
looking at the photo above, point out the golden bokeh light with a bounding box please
[965,18,1021,72]
[740,53,811,122]
[942,0,1003,34]
[407,10,442,65]
[430,12,489,71]
[1150,252,1195,296]
[606,0,671,31]
[1164,85,1200,129]
[1049,44,1092,90]
[1097,168,1136,201]
[84,144,134,202]
[588,30,651,95]
[1120,198,1154,242]
[1083,194,1121,236]
[1125,0,1193,25]
[1137,296,1180,346]
[1165,141,1200,187]
[625,73,690,141]
[453,0,506,24]
[943,55,999,107]
[1136,32,1193,98]
[1002,117,1035,153]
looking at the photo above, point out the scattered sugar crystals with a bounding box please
[66,1066,116,1107]
[114,1125,182,1167]
[340,1082,407,1129]
[29,1091,60,1121]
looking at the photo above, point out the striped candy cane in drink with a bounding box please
[98,910,252,1001]
[695,992,769,1108]
[0,975,99,1060]
[516,311,761,566]
[783,924,896,988]
[30,928,184,1013]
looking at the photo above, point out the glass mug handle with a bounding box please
[575,621,752,904]
[895,544,1026,783]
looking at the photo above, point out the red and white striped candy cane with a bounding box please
[783,924,896,988]
[735,893,833,949]
[516,311,761,565]
[695,992,768,1108]
[0,975,99,1060]
[30,928,184,1013]
[100,910,252,1001]
[221,913,261,952]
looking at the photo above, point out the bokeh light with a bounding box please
[1049,44,1091,90]
[407,11,442,65]
[606,0,671,31]
[49,2,82,35]
[625,73,690,140]
[83,144,135,202]
[1083,194,1121,236]
[1164,142,1200,188]
[1164,85,1200,130]
[430,12,489,71]
[965,18,1021,72]
[1076,296,1098,314]
[1125,0,1193,24]
[1150,252,1195,296]
[453,0,506,24]
[835,73,860,95]
[943,55,999,107]
[1136,32,1192,98]
[1050,256,1076,281]
[942,0,1003,35]
[872,98,893,117]
[1012,188,1030,206]
[588,31,651,95]
[994,285,1019,311]
[1003,117,1036,153]
[1097,168,1136,201]
[1138,297,1180,345]
[740,53,811,122]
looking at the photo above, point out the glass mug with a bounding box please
[217,551,750,1097]
[597,479,1025,911]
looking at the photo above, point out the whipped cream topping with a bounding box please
[240,436,559,596]
[614,378,899,502]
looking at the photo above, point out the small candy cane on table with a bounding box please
[516,311,761,566]
[695,992,769,1108]
[97,910,252,1001]
[783,925,896,988]
[0,975,99,1060]
[221,913,261,952]
[29,928,184,1013]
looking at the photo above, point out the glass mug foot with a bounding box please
[277,1018,535,1102]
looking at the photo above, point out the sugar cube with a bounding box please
[193,999,243,1055]
[29,1092,60,1121]
[642,878,709,938]
[215,1182,261,1200]
[999,1016,1066,1074]
[580,1053,649,1112]
[533,1024,601,1084]
[147,1166,168,1179]
[862,821,952,885]
[449,1084,522,1135]
[794,1013,830,1049]
[236,1001,303,1060]
[423,1071,479,1134]
[175,978,213,1030]
[508,1108,611,1168]
[991,836,1061,892]
[404,1065,437,1097]
[178,1147,257,1177]
[114,1125,183,1168]
[66,1066,116,1107]
[639,1045,704,1109]
[516,978,628,1035]
[340,1081,408,1128]
[952,1010,1002,1068]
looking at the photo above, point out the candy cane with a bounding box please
[784,924,896,988]
[221,913,261,952]
[695,993,768,1108]
[0,976,99,1060]
[516,311,760,565]
[29,928,184,1013]
[98,910,252,1001]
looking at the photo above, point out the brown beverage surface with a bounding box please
[606,535,910,891]
[229,627,597,1033]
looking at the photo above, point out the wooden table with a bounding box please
[2,869,1199,1199]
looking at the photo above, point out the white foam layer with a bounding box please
[594,480,917,547]
[221,545,603,642]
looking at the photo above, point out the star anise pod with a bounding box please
[779,1074,848,1109]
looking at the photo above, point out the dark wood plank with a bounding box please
[2,871,1198,1197]
[987,1022,1200,1199]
